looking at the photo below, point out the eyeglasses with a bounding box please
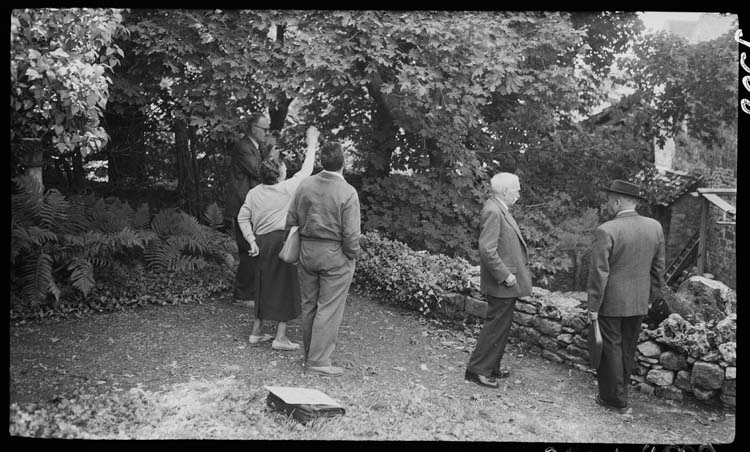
[253,124,269,131]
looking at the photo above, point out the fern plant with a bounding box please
[11,176,150,305]
[11,175,236,308]
[143,206,234,272]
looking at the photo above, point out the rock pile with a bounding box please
[438,280,737,409]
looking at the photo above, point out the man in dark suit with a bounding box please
[587,179,665,414]
[286,141,361,377]
[465,172,532,389]
[224,113,272,306]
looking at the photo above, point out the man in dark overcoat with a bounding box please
[587,179,666,414]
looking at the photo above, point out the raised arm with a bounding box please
[292,126,320,179]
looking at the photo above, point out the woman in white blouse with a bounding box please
[237,126,319,350]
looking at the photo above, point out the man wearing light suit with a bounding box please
[465,172,532,389]
[588,180,665,414]
[286,141,361,377]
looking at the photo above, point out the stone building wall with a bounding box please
[665,194,702,264]
[437,287,736,409]
[703,168,736,290]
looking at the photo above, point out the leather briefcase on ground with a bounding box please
[588,317,603,369]
[278,225,300,264]
[266,391,345,424]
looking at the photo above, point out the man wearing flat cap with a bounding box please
[587,179,665,414]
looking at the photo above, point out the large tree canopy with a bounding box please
[10,8,125,188]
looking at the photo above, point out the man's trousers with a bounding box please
[297,240,355,368]
[597,315,643,408]
[467,295,517,377]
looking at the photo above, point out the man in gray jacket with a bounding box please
[465,172,532,388]
[286,141,361,377]
[588,179,665,414]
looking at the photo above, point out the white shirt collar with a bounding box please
[494,196,508,211]
[321,170,345,179]
[616,209,636,216]
[248,136,259,149]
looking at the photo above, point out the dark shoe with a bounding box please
[491,367,511,379]
[464,370,499,389]
[595,394,631,414]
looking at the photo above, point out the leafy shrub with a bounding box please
[354,231,473,317]
[360,173,486,263]
[10,261,233,322]
[10,175,234,310]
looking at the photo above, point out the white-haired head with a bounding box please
[491,172,521,207]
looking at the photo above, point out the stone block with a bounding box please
[561,326,576,334]
[692,387,717,402]
[539,305,562,321]
[556,333,574,345]
[533,317,562,337]
[539,335,560,352]
[630,374,645,384]
[530,286,550,297]
[725,367,736,380]
[634,364,649,376]
[719,393,736,408]
[721,379,736,397]
[646,368,675,386]
[556,349,587,365]
[674,370,693,392]
[464,297,487,319]
[541,349,564,363]
[560,313,587,331]
[515,301,538,315]
[691,361,724,390]
[637,382,656,396]
[637,340,662,357]
[701,350,721,362]
[718,342,736,365]
[637,356,659,365]
[572,335,588,350]
[438,293,465,317]
[659,350,688,371]
[686,356,696,365]
[517,326,541,345]
[654,386,685,401]
[513,311,534,326]
[565,344,588,359]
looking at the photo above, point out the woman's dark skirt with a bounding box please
[254,229,301,322]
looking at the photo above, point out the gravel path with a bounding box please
[9,289,735,443]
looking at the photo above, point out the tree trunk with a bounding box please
[70,150,86,194]
[269,94,292,132]
[21,141,45,190]
[268,23,292,134]
[174,117,200,216]
[366,73,398,179]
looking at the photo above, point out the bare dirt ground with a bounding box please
[9,288,735,444]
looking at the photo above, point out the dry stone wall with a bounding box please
[437,286,736,409]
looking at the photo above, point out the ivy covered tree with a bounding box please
[10,8,126,190]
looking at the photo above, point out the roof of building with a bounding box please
[630,167,704,207]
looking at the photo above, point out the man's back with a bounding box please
[290,171,361,260]
[588,211,665,317]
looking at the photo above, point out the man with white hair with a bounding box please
[465,172,532,388]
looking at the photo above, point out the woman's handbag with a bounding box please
[278,226,300,264]
[588,317,603,369]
